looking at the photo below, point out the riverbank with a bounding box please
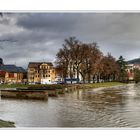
[76,82,126,89]
[0,82,126,100]
[0,82,126,91]
[0,119,15,128]
[1,90,48,100]
[0,84,64,89]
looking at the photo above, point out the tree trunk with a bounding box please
[76,66,79,83]
[70,64,74,84]
[88,72,91,83]
[83,76,85,84]
[97,74,100,83]
[79,71,86,84]
[92,75,95,83]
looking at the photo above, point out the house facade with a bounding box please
[126,64,134,80]
[126,64,140,80]
[27,62,56,84]
[0,59,27,83]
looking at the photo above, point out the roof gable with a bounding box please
[28,62,53,68]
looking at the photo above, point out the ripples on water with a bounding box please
[1,83,140,127]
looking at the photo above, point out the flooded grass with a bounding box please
[0,119,15,128]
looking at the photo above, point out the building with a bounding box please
[126,63,140,80]
[126,64,134,80]
[126,58,140,80]
[0,58,27,83]
[27,62,56,84]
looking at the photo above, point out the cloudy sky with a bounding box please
[0,13,140,68]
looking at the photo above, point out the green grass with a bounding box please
[0,83,64,89]
[82,82,126,88]
[0,84,28,88]
[0,82,126,90]
[0,119,15,128]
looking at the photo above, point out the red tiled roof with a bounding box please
[28,62,53,68]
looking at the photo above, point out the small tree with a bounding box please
[117,56,128,82]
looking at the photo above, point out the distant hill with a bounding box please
[127,58,140,64]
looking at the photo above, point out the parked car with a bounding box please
[57,81,65,84]
[35,82,41,84]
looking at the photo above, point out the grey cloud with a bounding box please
[0,13,140,68]
[16,13,78,32]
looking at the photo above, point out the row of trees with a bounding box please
[55,37,128,83]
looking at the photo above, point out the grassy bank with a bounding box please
[0,119,15,128]
[0,84,28,88]
[0,82,126,89]
[0,84,64,89]
[77,82,126,89]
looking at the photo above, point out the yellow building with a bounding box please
[28,62,56,84]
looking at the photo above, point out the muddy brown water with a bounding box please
[0,84,140,127]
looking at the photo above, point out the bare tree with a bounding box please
[78,43,102,83]
[99,53,120,82]
[56,37,120,84]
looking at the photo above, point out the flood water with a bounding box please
[1,84,140,127]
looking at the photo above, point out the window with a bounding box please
[9,73,14,78]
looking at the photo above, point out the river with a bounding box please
[0,83,140,127]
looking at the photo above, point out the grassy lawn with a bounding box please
[0,82,126,89]
[0,84,28,88]
[82,82,126,88]
[0,120,15,128]
[0,83,64,89]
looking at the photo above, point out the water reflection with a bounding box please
[0,84,140,127]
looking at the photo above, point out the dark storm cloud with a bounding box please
[16,13,78,31]
[0,13,140,68]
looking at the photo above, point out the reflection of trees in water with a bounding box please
[74,88,126,107]
[57,87,132,127]
[63,87,127,115]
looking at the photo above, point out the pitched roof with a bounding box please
[28,62,53,68]
[0,65,26,73]
[16,67,27,73]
